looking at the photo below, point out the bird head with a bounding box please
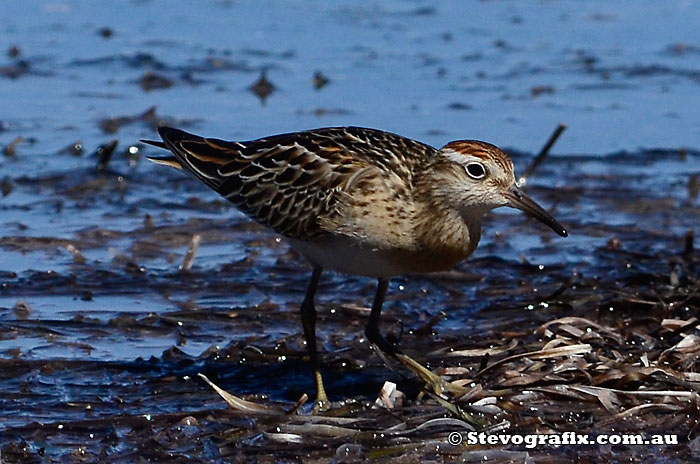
[430,140,567,237]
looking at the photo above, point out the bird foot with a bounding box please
[312,397,331,413]
[394,352,469,397]
[310,370,332,413]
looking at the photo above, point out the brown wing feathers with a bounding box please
[149,126,341,239]
[146,126,438,240]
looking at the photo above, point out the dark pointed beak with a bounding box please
[505,187,568,237]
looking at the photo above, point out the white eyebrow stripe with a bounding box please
[440,148,483,165]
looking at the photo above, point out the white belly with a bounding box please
[288,236,413,278]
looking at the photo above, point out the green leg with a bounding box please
[364,278,467,396]
[299,267,329,411]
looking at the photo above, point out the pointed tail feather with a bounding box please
[141,139,167,149]
[146,155,183,170]
[155,126,240,190]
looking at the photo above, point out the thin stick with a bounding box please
[517,123,567,188]
[3,136,25,157]
[180,234,202,272]
[414,310,447,336]
[284,393,308,415]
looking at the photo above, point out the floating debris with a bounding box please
[447,102,472,110]
[3,136,25,157]
[0,60,29,79]
[531,84,555,97]
[296,107,351,116]
[7,45,20,58]
[143,214,155,229]
[65,244,86,264]
[139,70,174,92]
[312,71,330,90]
[606,236,622,249]
[100,118,124,134]
[12,300,31,319]
[59,140,83,156]
[249,70,275,103]
[1,177,12,196]
[99,106,160,134]
[97,27,113,39]
[665,43,700,56]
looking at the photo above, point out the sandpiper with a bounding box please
[144,126,567,410]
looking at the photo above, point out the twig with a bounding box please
[414,310,447,336]
[284,393,308,415]
[517,123,566,188]
[180,234,202,272]
[3,136,25,157]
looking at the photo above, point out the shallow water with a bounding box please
[1,1,699,462]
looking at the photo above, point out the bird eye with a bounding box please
[465,162,486,179]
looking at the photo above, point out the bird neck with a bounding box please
[413,181,483,259]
